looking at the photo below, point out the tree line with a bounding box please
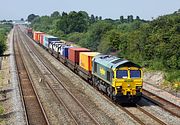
[0,23,13,55]
[28,10,180,84]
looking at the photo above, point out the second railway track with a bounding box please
[13,27,49,125]
[143,88,180,118]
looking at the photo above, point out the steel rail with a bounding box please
[14,27,50,125]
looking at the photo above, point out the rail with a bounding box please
[14,27,49,125]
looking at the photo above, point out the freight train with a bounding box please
[26,28,143,103]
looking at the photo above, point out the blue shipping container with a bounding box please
[63,46,73,58]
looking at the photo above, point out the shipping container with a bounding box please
[33,31,44,43]
[26,28,32,34]
[33,31,39,41]
[60,45,65,55]
[79,52,100,72]
[53,42,64,53]
[26,28,33,38]
[49,41,61,51]
[39,34,44,45]
[63,46,73,58]
[68,48,90,64]
[43,35,59,48]
[38,33,44,42]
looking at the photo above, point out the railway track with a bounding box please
[16,27,100,125]
[13,27,49,125]
[111,99,166,125]
[143,89,180,118]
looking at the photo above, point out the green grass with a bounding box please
[0,105,4,115]
[165,70,180,83]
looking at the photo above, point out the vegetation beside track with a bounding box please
[28,9,180,90]
[0,23,13,55]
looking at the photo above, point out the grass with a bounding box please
[0,104,4,115]
[165,70,180,82]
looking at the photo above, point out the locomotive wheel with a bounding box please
[107,86,111,97]
[97,83,101,91]
[92,76,98,87]
[107,86,116,101]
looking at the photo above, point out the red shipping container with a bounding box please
[27,28,32,34]
[68,48,90,64]
[40,34,45,45]
[38,32,44,42]
[33,32,38,41]
[33,31,44,43]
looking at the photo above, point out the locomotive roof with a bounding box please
[93,54,141,69]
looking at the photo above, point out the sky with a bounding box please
[0,0,180,20]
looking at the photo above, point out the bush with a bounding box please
[165,70,180,83]
[0,24,12,55]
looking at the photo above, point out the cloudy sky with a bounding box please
[0,0,179,20]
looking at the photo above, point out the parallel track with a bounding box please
[117,104,146,125]
[115,101,167,125]
[136,104,167,125]
[143,89,180,118]
[13,27,49,125]
[17,27,100,125]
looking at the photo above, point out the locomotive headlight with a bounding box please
[128,84,130,87]
[136,86,142,89]
[116,86,122,90]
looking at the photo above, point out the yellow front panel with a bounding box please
[112,67,143,95]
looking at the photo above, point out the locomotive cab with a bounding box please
[113,67,143,97]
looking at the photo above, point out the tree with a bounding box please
[95,16,98,21]
[98,29,122,53]
[68,11,88,33]
[55,11,88,34]
[127,15,133,22]
[62,12,68,17]
[78,11,89,20]
[21,18,24,21]
[178,9,180,13]
[56,14,69,34]
[136,16,140,20]
[51,11,60,17]
[99,16,102,20]
[90,14,95,24]
[120,16,124,23]
[0,34,6,55]
[0,24,12,55]
[27,14,39,22]
[78,21,113,51]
